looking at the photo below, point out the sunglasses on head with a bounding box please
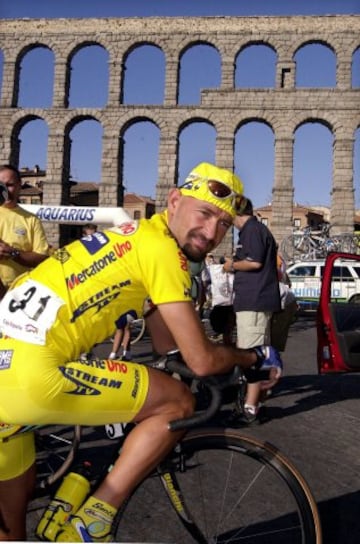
[180,176,243,204]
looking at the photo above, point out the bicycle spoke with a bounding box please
[115,430,320,543]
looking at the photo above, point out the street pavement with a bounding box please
[26,315,360,543]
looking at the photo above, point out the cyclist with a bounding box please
[0,162,283,542]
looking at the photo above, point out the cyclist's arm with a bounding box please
[150,301,257,377]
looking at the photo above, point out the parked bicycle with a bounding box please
[281,224,357,263]
[28,352,322,544]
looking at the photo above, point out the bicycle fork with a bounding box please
[158,446,209,544]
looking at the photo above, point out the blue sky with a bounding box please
[1,0,360,208]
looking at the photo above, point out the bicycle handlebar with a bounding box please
[160,351,242,432]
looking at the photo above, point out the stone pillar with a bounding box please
[156,135,178,210]
[99,132,121,207]
[336,58,352,90]
[40,133,67,245]
[0,60,17,107]
[108,52,123,106]
[216,135,234,171]
[276,60,296,89]
[271,136,295,244]
[164,57,179,106]
[52,61,68,108]
[0,132,13,164]
[216,133,235,257]
[221,57,235,89]
[330,136,355,232]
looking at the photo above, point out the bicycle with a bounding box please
[28,353,322,543]
[281,224,357,263]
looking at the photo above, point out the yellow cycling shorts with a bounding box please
[0,432,35,480]
[0,337,149,427]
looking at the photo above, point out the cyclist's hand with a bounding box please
[252,346,283,389]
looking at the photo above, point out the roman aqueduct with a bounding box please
[0,15,359,248]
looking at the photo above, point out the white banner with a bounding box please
[20,204,131,225]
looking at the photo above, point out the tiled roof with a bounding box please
[70,182,99,194]
[124,193,154,204]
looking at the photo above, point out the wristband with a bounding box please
[250,347,265,371]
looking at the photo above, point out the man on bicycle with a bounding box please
[0,162,282,542]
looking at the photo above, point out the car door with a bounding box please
[317,252,360,373]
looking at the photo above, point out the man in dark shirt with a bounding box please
[224,198,281,423]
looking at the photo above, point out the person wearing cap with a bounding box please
[0,162,282,541]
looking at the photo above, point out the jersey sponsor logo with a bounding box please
[106,360,128,373]
[78,358,128,374]
[178,250,188,271]
[53,247,71,264]
[131,367,140,399]
[66,251,117,290]
[25,323,39,334]
[184,286,192,298]
[36,207,96,223]
[113,240,132,258]
[70,280,131,321]
[0,350,13,370]
[111,221,138,235]
[80,232,110,254]
[14,227,26,236]
[59,366,122,395]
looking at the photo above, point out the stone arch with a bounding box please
[176,117,217,182]
[121,42,165,105]
[9,114,48,165]
[0,15,358,247]
[235,41,277,88]
[11,43,54,107]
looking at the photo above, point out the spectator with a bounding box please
[0,164,49,540]
[82,223,98,236]
[0,164,49,294]
[189,259,207,316]
[224,198,281,424]
[108,313,134,361]
[206,257,235,345]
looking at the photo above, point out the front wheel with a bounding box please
[160,428,322,543]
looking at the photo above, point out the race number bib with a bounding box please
[0,280,64,345]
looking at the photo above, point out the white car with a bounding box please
[287,258,360,311]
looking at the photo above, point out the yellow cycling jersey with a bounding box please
[0,211,192,358]
[0,211,193,480]
[0,205,49,288]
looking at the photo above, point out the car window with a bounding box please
[289,266,316,277]
[320,266,354,279]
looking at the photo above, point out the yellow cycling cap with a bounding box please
[179,163,244,218]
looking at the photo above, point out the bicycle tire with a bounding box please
[334,233,358,254]
[130,318,146,345]
[281,234,313,262]
[115,427,322,543]
[34,425,81,492]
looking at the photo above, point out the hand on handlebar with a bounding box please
[243,345,283,391]
[253,345,283,378]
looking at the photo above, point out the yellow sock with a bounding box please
[73,496,117,540]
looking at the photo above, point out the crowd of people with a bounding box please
[0,161,287,542]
